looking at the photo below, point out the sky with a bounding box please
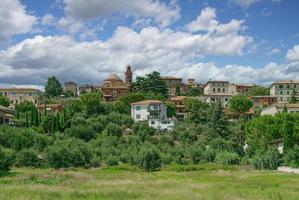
[0,0,298,89]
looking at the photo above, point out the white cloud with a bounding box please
[187,7,245,35]
[230,0,281,9]
[286,44,299,62]
[268,48,281,55]
[63,0,180,28]
[0,0,36,41]
[41,14,55,26]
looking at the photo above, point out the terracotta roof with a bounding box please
[131,100,162,105]
[272,80,299,84]
[170,96,187,101]
[206,80,229,83]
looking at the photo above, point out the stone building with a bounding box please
[161,76,183,97]
[64,81,78,97]
[79,84,96,95]
[125,65,133,84]
[0,88,42,108]
[251,96,277,108]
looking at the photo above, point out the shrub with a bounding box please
[283,146,299,168]
[106,156,119,166]
[0,146,13,175]
[249,147,281,170]
[103,123,123,137]
[46,138,93,168]
[15,149,41,167]
[215,152,240,165]
[138,144,161,172]
[65,125,97,141]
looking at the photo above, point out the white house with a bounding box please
[261,103,299,116]
[131,100,174,131]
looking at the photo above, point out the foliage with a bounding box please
[289,89,298,103]
[138,144,161,171]
[132,71,168,97]
[80,92,105,115]
[252,85,270,96]
[15,100,35,112]
[102,123,123,137]
[0,146,13,174]
[186,87,203,97]
[183,97,210,124]
[15,149,41,167]
[45,76,63,97]
[215,152,240,165]
[46,138,93,168]
[65,98,84,117]
[283,145,299,168]
[228,95,253,116]
[249,147,281,170]
[65,124,97,141]
[0,95,9,107]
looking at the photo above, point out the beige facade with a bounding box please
[161,76,183,97]
[64,81,78,97]
[270,80,299,103]
[204,81,232,107]
[0,88,42,108]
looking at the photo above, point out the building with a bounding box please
[161,76,183,97]
[64,81,78,97]
[0,105,14,125]
[100,74,130,101]
[270,80,299,103]
[235,84,253,95]
[131,100,174,130]
[251,96,277,108]
[79,84,96,95]
[261,103,299,116]
[125,65,133,84]
[37,104,62,114]
[170,96,187,120]
[0,88,42,108]
[203,80,232,107]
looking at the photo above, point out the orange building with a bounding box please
[251,96,277,108]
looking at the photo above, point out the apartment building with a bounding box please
[203,80,233,107]
[131,100,174,130]
[0,88,42,108]
[270,80,299,103]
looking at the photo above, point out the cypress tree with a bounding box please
[34,108,39,126]
[30,108,34,126]
[25,112,29,127]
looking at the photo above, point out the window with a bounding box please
[225,98,228,101]
[211,98,215,102]
[136,114,140,119]
[294,85,297,88]
[213,88,215,92]
[112,90,117,98]
[151,121,155,125]
[218,88,220,92]
[280,97,283,101]
[279,85,283,89]
[154,105,159,110]
[287,85,290,88]
[136,106,141,111]
[287,91,289,95]
[280,91,283,95]
[223,88,225,93]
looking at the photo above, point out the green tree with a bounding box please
[80,92,104,115]
[132,71,168,97]
[0,146,12,175]
[252,85,269,96]
[187,87,202,97]
[15,100,35,112]
[45,76,63,97]
[228,95,253,118]
[289,89,297,103]
[183,97,210,124]
[209,102,230,139]
[0,95,9,107]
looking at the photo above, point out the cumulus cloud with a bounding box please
[187,7,245,35]
[286,44,299,62]
[0,0,36,41]
[63,0,180,27]
[0,25,295,87]
[41,14,55,26]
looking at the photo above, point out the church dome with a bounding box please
[104,74,122,82]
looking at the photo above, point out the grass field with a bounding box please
[0,164,298,200]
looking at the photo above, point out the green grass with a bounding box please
[0,164,298,200]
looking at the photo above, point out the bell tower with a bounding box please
[125,65,133,84]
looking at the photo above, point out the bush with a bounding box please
[106,156,119,166]
[15,149,41,167]
[283,146,299,168]
[249,147,281,170]
[103,123,123,137]
[0,146,13,175]
[215,152,240,165]
[65,125,97,141]
[46,138,93,168]
[138,144,161,171]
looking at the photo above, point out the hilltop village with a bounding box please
[0,65,298,129]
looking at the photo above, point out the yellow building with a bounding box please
[0,88,42,108]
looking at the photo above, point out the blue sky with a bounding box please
[0,0,298,88]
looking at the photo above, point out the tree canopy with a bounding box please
[45,76,63,97]
[228,95,253,116]
[0,95,9,107]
